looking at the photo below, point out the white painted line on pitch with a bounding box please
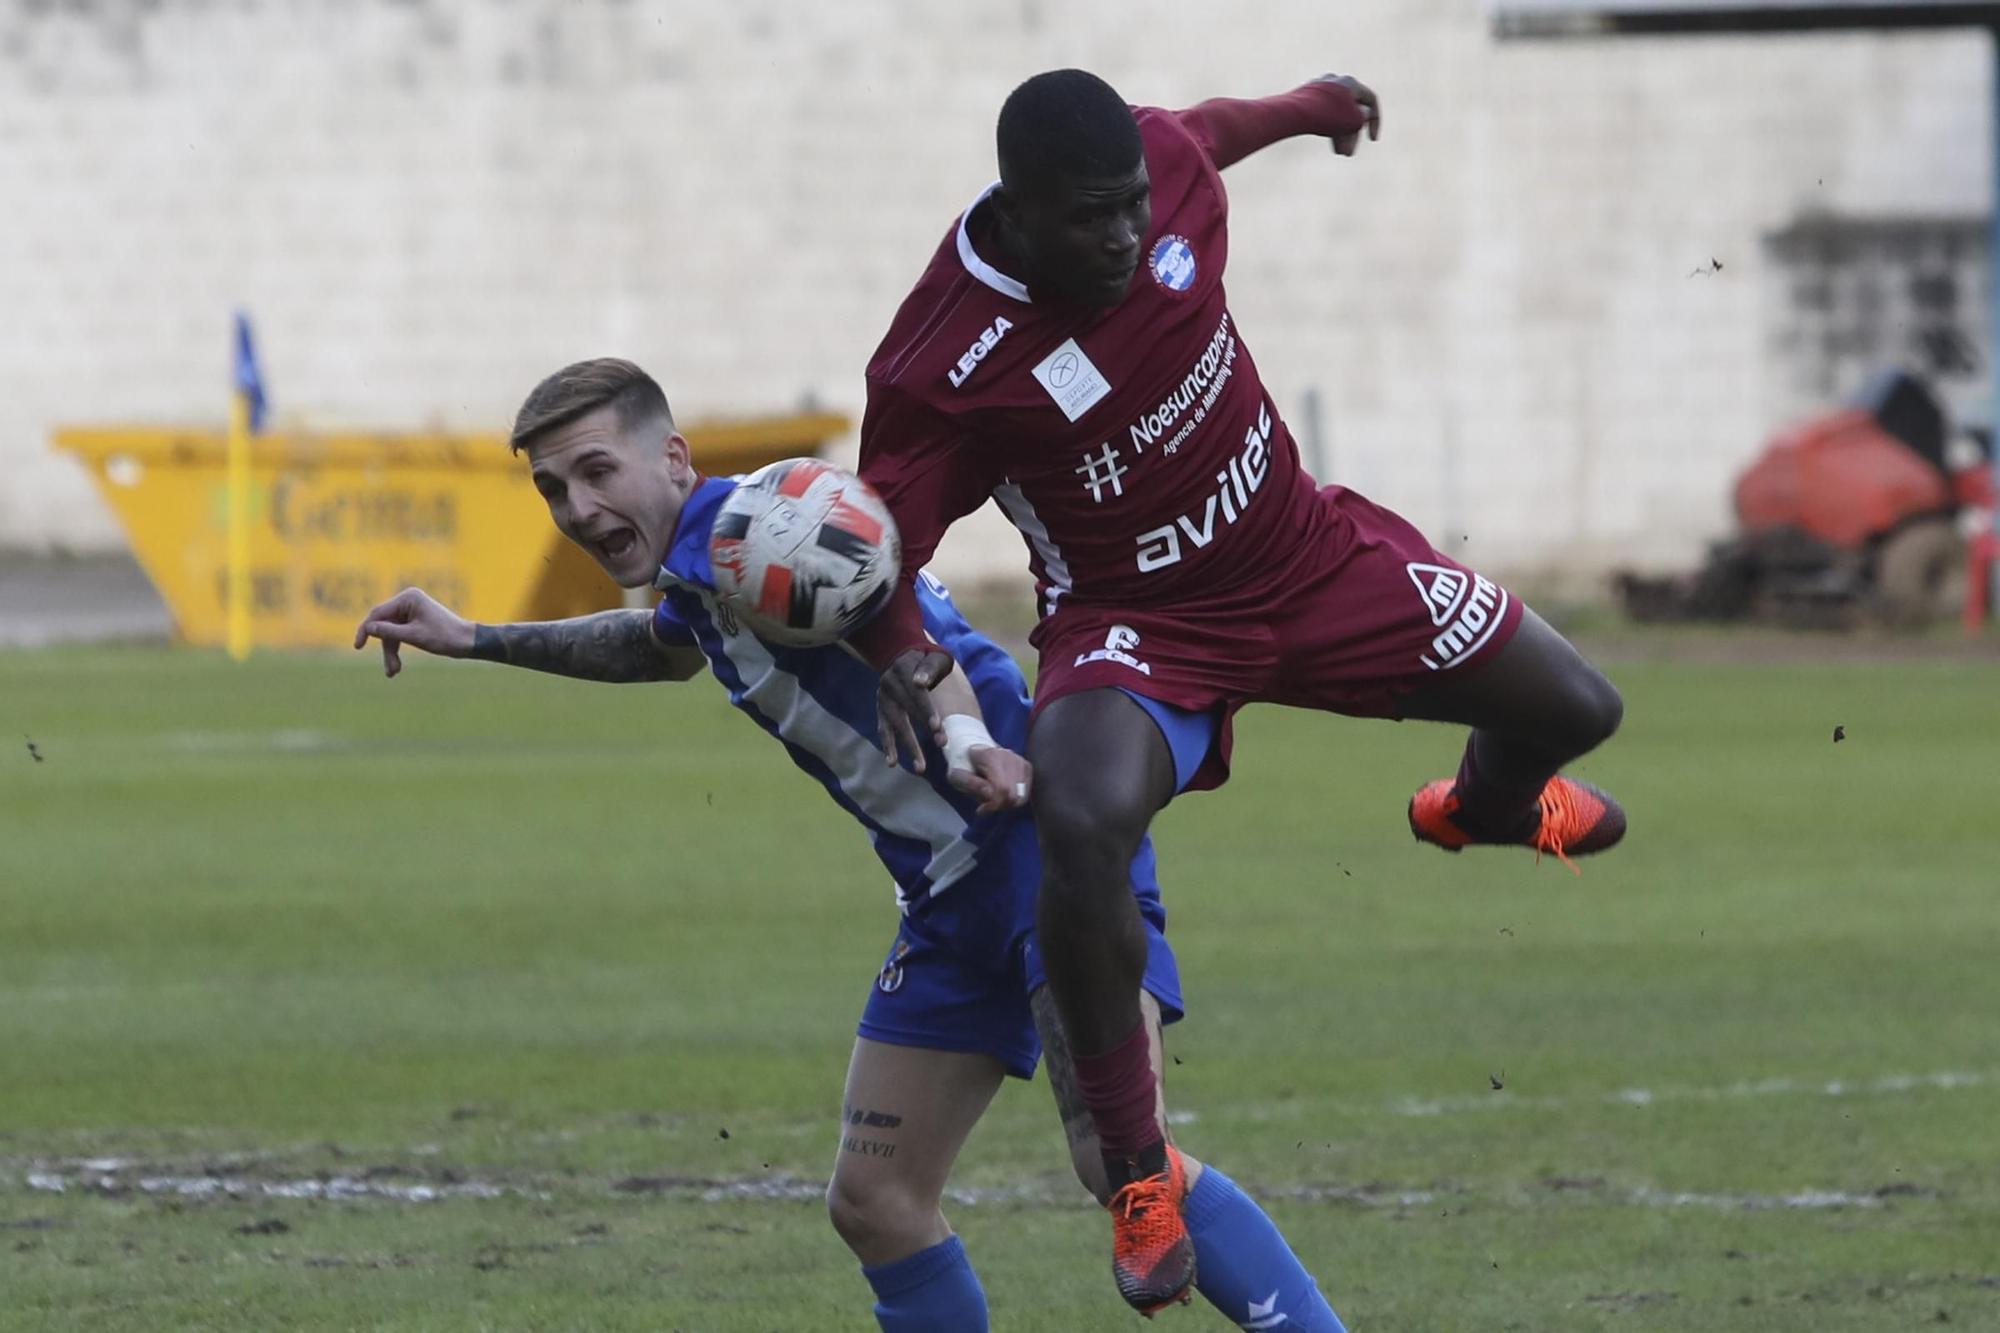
[650,1174,1903,1214]
[18,1164,1926,1216]
[25,1167,517,1203]
[1170,1068,2000,1125]
[1629,1187,1890,1211]
[1389,1068,1999,1119]
[160,729,345,754]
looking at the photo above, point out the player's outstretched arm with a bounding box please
[353,588,703,683]
[928,664,1031,816]
[851,384,1002,762]
[1176,74,1380,170]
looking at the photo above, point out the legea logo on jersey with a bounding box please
[1408,563,1509,671]
[1149,234,1197,292]
[947,316,1012,388]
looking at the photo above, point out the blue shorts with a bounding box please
[1117,687,1221,796]
[858,817,1184,1080]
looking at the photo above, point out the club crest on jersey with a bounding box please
[1149,234,1197,293]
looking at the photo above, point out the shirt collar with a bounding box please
[652,474,733,592]
[956,182,1032,304]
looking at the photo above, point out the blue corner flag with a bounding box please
[233,310,268,434]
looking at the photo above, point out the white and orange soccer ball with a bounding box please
[708,459,902,647]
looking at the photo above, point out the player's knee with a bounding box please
[1034,790,1145,890]
[1567,669,1624,752]
[825,1174,933,1258]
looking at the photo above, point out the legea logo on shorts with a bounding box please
[1150,234,1197,292]
[1074,624,1151,675]
[1409,563,1509,670]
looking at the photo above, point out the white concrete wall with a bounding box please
[0,0,1989,594]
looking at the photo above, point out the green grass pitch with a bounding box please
[2,641,1997,1330]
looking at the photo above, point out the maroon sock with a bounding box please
[1071,1021,1161,1161]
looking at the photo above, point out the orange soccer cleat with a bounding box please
[1107,1145,1197,1316]
[1408,774,1626,872]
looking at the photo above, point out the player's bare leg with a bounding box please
[1401,607,1626,866]
[827,1039,1005,1328]
[1027,689,1195,1313]
[1033,988,1199,1204]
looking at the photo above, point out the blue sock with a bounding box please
[1186,1166,1346,1332]
[861,1234,989,1332]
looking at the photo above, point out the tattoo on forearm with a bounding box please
[470,610,679,683]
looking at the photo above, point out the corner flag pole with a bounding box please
[227,312,267,662]
[225,389,252,660]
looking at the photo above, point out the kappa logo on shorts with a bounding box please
[1073,624,1151,675]
[1411,565,1510,671]
[876,939,910,994]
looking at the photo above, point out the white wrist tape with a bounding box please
[941,714,996,773]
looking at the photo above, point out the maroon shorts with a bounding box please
[1028,485,1524,790]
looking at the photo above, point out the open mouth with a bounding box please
[594,528,640,564]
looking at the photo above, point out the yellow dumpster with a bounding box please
[54,414,850,649]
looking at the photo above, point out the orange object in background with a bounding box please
[1734,407,1957,549]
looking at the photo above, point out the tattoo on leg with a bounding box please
[848,1096,904,1120]
[1031,987,1094,1148]
[846,1106,904,1130]
[841,1135,898,1158]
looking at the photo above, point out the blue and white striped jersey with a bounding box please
[652,475,1031,909]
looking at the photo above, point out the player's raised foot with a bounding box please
[1408,775,1625,872]
[1106,1143,1196,1316]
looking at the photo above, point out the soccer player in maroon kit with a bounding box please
[853,69,1628,1313]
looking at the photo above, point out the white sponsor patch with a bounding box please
[1031,338,1112,422]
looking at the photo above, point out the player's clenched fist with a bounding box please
[947,741,1032,817]
[1315,73,1380,155]
[353,587,476,678]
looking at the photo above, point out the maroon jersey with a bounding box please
[857,105,1337,632]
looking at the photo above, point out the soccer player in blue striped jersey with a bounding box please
[354,358,1344,1331]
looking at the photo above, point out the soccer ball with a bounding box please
[708,459,902,647]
